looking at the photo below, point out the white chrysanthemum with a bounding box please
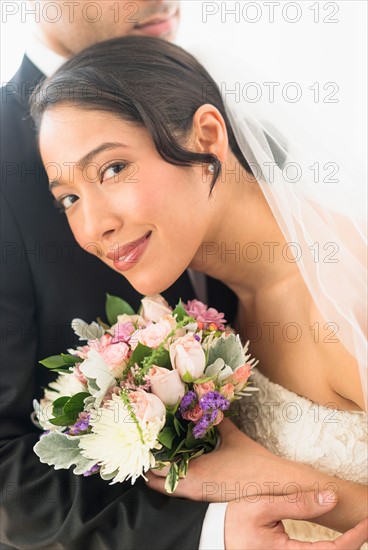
[79,349,116,407]
[79,396,165,484]
[44,371,88,402]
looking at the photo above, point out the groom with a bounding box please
[0,2,339,549]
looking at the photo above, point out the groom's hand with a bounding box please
[225,491,368,549]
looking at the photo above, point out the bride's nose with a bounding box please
[79,192,123,244]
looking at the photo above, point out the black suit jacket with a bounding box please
[0,56,237,549]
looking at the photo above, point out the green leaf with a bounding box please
[129,342,152,368]
[50,392,90,426]
[173,416,184,436]
[61,354,80,365]
[52,396,70,418]
[33,432,96,475]
[172,300,189,322]
[157,427,176,449]
[192,375,216,384]
[152,349,171,369]
[63,392,90,417]
[164,463,179,494]
[39,355,71,370]
[185,424,196,448]
[106,293,135,325]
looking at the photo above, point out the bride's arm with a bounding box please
[147,420,367,534]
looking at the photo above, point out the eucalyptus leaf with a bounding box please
[106,294,135,325]
[71,319,104,341]
[33,432,96,475]
[207,333,245,371]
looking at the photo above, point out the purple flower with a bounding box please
[192,410,219,439]
[68,412,90,435]
[179,391,197,414]
[83,464,100,477]
[184,300,226,331]
[199,391,230,412]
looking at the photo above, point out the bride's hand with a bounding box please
[147,419,288,502]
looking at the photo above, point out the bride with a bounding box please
[31,36,367,546]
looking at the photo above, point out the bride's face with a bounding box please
[39,105,216,295]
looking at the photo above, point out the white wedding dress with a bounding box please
[235,368,368,545]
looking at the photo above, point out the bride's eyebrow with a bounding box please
[48,142,128,190]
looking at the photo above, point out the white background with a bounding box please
[1,1,367,160]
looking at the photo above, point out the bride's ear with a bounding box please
[192,104,228,162]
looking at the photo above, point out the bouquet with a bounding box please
[33,294,258,492]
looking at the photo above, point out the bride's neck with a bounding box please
[191,167,300,301]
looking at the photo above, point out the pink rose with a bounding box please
[129,390,166,423]
[226,364,251,390]
[182,404,204,422]
[140,295,173,323]
[148,366,185,407]
[169,334,206,381]
[194,381,215,398]
[219,383,235,400]
[100,342,130,377]
[135,319,172,349]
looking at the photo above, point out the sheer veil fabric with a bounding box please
[192,46,367,409]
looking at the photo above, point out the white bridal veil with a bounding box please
[193,46,367,409]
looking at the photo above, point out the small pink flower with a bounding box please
[184,300,226,331]
[219,383,235,400]
[226,364,251,390]
[111,322,135,343]
[194,381,215,398]
[182,404,204,422]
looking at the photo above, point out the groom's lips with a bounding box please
[133,9,179,36]
[106,231,152,272]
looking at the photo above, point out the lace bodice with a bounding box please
[234,368,368,543]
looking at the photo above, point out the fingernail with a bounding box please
[318,491,337,505]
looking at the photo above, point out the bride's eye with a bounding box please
[53,194,79,213]
[101,162,127,182]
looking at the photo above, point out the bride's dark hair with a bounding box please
[30,36,251,192]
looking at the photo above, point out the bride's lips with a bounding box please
[106,231,152,272]
[133,9,179,37]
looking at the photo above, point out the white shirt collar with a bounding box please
[26,36,66,77]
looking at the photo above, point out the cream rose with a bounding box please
[169,334,206,381]
[148,366,185,407]
[136,319,172,349]
[129,390,166,423]
[140,295,173,323]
